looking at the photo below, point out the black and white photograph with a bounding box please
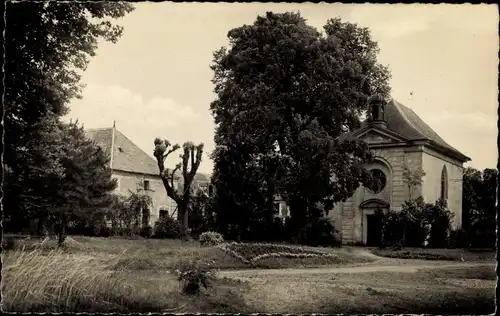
[2,1,498,314]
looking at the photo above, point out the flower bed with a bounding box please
[217,242,338,264]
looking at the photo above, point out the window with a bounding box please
[144,180,150,191]
[369,169,387,194]
[440,166,448,201]
[159,206,169,219]
[273,202,281,213]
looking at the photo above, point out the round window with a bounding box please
[369,169,387,194]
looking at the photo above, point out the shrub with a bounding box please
[3,236,17,250]
[298,218,341,247]
[174,260,217,295]
[199,231,224,247]
[139,226,153,238]
[218,242,339,263]
[153,216,182,239]
[96,224,112,237]
[448,229,470,248]
[381,197,453,248]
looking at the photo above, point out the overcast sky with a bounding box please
[64,3,499,174]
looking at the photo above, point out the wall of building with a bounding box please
[112,170,177,226]
[329,146,424,244]
[421,147,464,229]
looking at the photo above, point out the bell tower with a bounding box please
[367,95,387,128]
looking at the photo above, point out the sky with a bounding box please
[64,3,499,175]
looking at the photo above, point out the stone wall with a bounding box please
[421,147,464,229]
[329,146,425,244]
[112,170,176,225]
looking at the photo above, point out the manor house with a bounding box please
[326,98,470,245]
[85,125,210,226]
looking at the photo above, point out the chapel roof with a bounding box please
[353,99,470,163]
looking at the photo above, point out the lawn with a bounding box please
[1,235,374,312]
[230,264,496,314]
[2,235,496,313]
[370,247,496,262]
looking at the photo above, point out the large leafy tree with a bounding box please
[4,120,118,245]
[210,12,391,239]
[52,122,118,245]
[462,167,497,248]
[3,2,134,233]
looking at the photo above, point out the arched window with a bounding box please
[440,166,448,201]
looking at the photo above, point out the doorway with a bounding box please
[366,213,382,246]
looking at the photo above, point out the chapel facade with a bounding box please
[328,98,470,245]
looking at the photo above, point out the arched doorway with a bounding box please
[360,198,390,246]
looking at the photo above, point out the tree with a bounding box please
[462,167,497,248]
[402,164,426,200]
[3,1,134,234]
[125,186,154,234]
[154,139,204,239]
[4,120,118,245]
[399,164,427,246]
[210,12,391,240]
[52,121,118,245]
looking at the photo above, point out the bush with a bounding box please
[3,236,17,250]
[153,217,182,239]
[139,226,153,238]
[298,218,341,247]
[381,197,453,248]
[199,231,224,247]
[174,260,217,295]
[448,229,470,248]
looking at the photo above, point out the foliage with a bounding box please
[153,216,183,239]
[217,242,340,264]
[297,218,341,247]
[154,139,204,240]
[5,121,118,245]
[371,249,457,261]
[210,11,391,242]
[174,260,218,295]
[125,188,153,232]
[381,197,453,248]
[461,167,497,248]
[189,190,217,238]
[402,164,426,199]
[139,226,153,238]
[199,231,225,247]
[3,2,134,236]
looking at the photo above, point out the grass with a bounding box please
[370,247,496,262]
[3,235,373,270]
[234,264,496,314]
[2,235,496,313]
[1,247,250,313]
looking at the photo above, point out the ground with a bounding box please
[2,235,496,313]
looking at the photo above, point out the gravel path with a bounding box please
[219,261,495,277]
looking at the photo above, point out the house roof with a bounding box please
[85,127,213,180]
[351,99,470,162]
[85,127,159,176]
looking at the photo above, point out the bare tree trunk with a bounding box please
[57,214,67,247]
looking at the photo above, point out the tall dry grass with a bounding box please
[1,247,183,312]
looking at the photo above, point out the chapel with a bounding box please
[328,97,470,245]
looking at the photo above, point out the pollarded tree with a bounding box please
[210,12,391,239]
[154,139,204,239]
